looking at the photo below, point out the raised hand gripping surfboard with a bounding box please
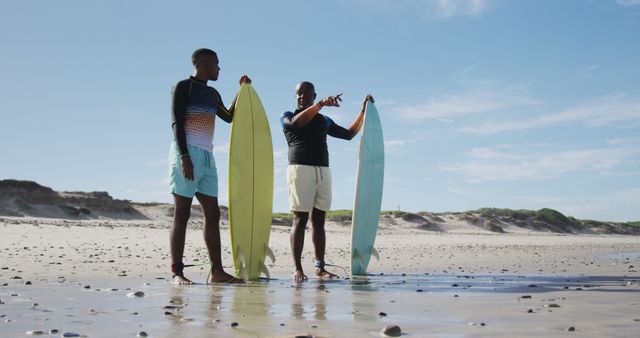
[351,101,384,276]
[228,83,275,280]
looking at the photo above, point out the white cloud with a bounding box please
[575,64,600,79]
[273,148,289,175]
[458,94,640,134]
[437,0,491,17]
[442,144,636,183]
[213,142,230,154]
[617,0,640,7]
[384,138,420,150]
[394,89,539,121]
[350,0,494,18]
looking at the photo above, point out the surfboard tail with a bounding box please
[352,248,366,276]
[236,247,249,280]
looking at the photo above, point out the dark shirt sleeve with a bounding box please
[281,111,296,130]
[213,88,234,123]
[171,81,189,155]
[325,116,351,140]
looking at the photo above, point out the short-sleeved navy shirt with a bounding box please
[281,109,351,166]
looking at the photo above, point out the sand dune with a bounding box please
[2,180,638,235]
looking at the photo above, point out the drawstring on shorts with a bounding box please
[313,166,324,184]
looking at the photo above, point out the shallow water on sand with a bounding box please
[1,273,639,337]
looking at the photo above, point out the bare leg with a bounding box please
[171,194,194,285]
[311,208,338,279]
[290,211,309,283]
[196,193,242,283]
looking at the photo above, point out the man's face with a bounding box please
[203,55,220,81]
[295,83,316,110]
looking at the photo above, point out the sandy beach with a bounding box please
[1,216,639,337]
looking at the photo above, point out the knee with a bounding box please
[293,213,309,226]
[209,208,221,222]
[174,205,191,223]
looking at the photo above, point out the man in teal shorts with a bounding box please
[169,48,250,284]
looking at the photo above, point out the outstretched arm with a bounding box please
[216,75,252,123]
[348,94,375,137]
[283,94,343,129]
[327,95,374,140]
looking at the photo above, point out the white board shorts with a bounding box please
[287,165,332,212]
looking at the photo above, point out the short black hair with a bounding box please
[297,81,315,92]
[192,48,217,65]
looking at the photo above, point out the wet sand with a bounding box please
[1,219,639,337]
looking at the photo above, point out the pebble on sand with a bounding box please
[137,331,148,337]
[62,333,80,337]
[49,329,59,334]
[231,322,239,328]
[25,330,45,335]
[381,324,402,337]
[127,291,145,298]
[566,326,576,331]
[379,312,388,317]
[544,303,561,308]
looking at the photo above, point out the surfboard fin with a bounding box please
[260,261,271,280]
[265,245,275,264]
[371,247,380,261]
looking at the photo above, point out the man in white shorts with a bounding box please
[280,81,374,283]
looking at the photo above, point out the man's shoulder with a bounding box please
[173,78,191,91]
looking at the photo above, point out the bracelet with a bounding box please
[317,100,324,109]
[180,154,190,159]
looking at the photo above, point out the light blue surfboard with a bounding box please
[351,101,384,276]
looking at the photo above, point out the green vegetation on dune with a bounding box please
[326,209,352,218]
[536,208,575,226]
[380,210,407,217]
[265,208,638,234]
[272,212,293,221]
[475,208,535,219]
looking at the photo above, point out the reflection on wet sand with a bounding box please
[1,273,638,337]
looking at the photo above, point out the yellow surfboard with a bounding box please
[228,84,275,280]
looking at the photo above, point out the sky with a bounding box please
[1,0,639,221]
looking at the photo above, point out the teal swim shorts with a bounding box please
[169,142,218,198]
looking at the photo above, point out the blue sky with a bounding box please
[1,0,639,221]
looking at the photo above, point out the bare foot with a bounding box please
[291,269,308,283]
[172,275,194,285]
[210,270,244,284]
[316,268,339,279]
